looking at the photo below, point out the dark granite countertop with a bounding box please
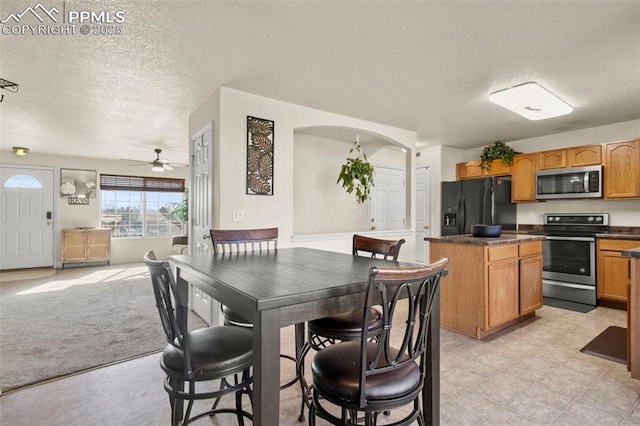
[623,247,640,258]
[596,233,640,241]
[425,234,545,246]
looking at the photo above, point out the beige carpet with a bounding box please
[0,264,206,393]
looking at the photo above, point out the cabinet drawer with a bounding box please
[598,239,640,251]
[519,241,542,257]
[488,244,518,262]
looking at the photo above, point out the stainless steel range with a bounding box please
[538,213,609,306]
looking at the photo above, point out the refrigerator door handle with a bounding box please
[459,196,465,234]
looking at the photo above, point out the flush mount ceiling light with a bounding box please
[489,82,573,120]
[12,146,29,156]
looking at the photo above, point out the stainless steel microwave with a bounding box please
[536,165,602,199]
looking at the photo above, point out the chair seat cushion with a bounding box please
[222,305,252,327]
[162,326,253,380]
[308,308,383,337]
[311,341,420,403]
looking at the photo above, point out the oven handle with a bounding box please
[584,172,589,193]
[545,236,595,242]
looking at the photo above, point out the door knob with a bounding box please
[203,234,210,239]
[47,221,52,226]
[371,225,376,230]
[424,224,430,230]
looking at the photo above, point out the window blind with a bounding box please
[100,174,185,193]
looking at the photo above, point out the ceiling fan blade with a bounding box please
[163,164,174,171]
[120,158,150,164]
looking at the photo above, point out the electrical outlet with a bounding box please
[527,211,534,219]
[232,210,244,221]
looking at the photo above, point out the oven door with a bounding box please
[542,236,596,285]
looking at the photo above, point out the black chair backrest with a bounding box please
[210,228,278,254]
[143,251,191,371]
[352,234,405,261]
[357,258,448,408]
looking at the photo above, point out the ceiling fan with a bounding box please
[120,148,188,172]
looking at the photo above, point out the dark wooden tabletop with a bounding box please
[171,247,414,311]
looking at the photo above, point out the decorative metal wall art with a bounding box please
[60,169,97,199]
[246,116,274,195]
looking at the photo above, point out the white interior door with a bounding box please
[0,166,54,270]
[415,166,431,263]
[369,166,405,231]
[190,123,218,325]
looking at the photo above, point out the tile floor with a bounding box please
[2,296,640,425]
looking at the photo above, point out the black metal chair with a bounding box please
[210,228,299,390]
[309,258,448,425]
[298,234,406,421]
[143,251,254,426]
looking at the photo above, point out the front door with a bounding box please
[0,166,54,270]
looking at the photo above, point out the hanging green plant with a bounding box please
[337,137,375,204]
[480,141,522,171]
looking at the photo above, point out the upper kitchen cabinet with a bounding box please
[604,138,640,199]
[456,160,510,180]
[567,144,602,167]
[456,160,484,179]
[538,149,567,170]
[511,153,538,202]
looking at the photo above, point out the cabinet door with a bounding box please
[484,160,511,176]
[567,145,601,167]
[487,259,519,329]
[520,256,543,315]
[456,161,484,180]
[604,139,640,199]
[538,149,567,170]
[597,252,630,302]
[511,153,538,202]
[86,230,111,260]
[63,231,86,261]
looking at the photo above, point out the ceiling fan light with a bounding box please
[489,82,572,120]
[12,146,29,156]
[151,163,164,172]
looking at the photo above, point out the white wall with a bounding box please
[1,153,189,266]
[189,87,417,257]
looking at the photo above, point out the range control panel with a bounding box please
[543,213,609,226]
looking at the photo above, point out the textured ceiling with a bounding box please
[1,1,639,165]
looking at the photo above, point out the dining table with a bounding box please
[170,247,442,425]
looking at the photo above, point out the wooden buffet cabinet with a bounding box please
[428,235,544,339]
[62,228,111,268]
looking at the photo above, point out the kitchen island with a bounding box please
[426,234,545,339]
[623,247,640,379]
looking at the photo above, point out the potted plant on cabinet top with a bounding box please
[337,136,375,204]
[480,141,522,171]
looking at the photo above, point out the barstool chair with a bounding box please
[210,228,300,390]
[309,258,449,425]
[143,251,253,426]
[297,234,405,421]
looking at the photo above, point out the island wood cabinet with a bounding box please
[604,139,640,199]
[62,228,111,268]
[456,159,510,180]
[597,239,639,304]
[430,239,543,339]
[511,153,538,202]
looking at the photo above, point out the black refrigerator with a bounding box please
[441,177,516,235]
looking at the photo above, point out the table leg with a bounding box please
[253,309,281,425]
[424,282,440,426]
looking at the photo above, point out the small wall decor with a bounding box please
[246,116,274,195]
[60,169,97,199]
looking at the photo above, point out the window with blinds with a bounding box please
[100,174,186,238]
